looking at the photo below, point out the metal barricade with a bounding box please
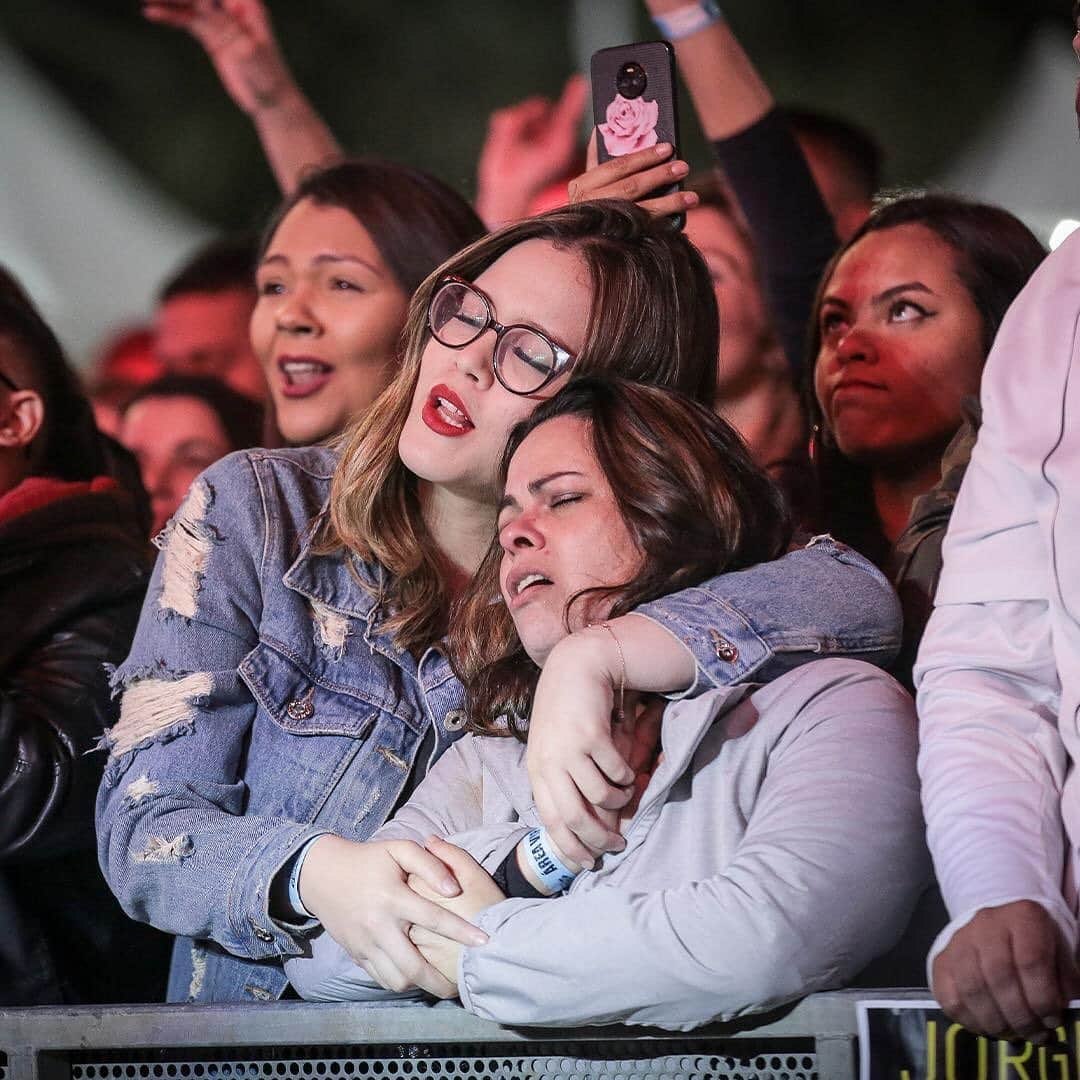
[0,990,930,1080]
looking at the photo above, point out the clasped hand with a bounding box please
[299,834,499,999]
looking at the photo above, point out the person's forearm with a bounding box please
[634,537,902,693]
[917,601,1074,962]
[644,1,772,139]
[251,86,344,195]
[474,187,533,233]
[545,614,696,698]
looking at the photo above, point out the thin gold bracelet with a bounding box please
[595,621,626,724]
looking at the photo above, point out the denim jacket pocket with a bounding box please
[240,641,384,740]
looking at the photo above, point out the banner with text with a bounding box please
[859,1000,1080,1080]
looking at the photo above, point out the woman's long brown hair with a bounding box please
[315,201,719,654]
[450,377,792,739]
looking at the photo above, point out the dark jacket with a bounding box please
[887,402,979,690]
[0,475,170,1004]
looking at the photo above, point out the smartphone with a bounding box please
[590,40,683,228]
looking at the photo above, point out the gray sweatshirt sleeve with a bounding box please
[458,671,928,1030]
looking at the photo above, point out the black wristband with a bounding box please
[493,845,549,900]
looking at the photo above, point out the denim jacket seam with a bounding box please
[768,632,899,652]
[247,447,337,481]
[250,453,273,581]
[247,636,424,734]
[283,569,378,624]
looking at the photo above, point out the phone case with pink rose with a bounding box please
[590,40,683,227]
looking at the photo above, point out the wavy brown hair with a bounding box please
[450,377,792,739]
[259,158,485,298]
[316,200,720,654]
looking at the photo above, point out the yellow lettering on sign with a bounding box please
[943,1022,988,1080]
[999,1039,1033,1080]
[1036,1029,1070,1080]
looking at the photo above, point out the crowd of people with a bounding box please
[4,0,1080,1048]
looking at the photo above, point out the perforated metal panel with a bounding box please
[68,1043,816,1080]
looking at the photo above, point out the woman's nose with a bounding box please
[140,460,168,500]
[500,511,545,554]
[453,331,496,388]
[275,287,319,335]
[834,324,876,365]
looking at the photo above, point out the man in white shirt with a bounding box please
[916,3,1080,1043]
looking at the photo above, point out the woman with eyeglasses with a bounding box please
[96,200,901,1004]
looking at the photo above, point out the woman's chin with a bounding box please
[523,642,552,668]
[277,408,339,447]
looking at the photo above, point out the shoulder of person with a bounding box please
[680,659,912,750]
[754,657,909,707]
[195,446,338,520]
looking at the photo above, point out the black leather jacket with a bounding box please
[0,477,170,1004]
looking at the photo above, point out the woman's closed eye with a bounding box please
[550,492,585,509]
[454,311,487,332]
[512,344,553,376]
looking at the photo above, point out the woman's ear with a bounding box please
[0,389,45,450]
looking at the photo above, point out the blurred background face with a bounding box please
[813,222,986,469]
[156,287,265,402]
[498,414,641,667]
[251,198,410,446]
[119,394,232,535]
[683,205,775,399]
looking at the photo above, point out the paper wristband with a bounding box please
[522,828,580,894]
[651,0,724,41]
[287,836,322,919]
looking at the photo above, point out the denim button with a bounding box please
[286,697,314,721]
[250,922,274,943]
[445,709,467,731]
[712,635,738,663]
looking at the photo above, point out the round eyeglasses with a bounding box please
[427,277,575,396]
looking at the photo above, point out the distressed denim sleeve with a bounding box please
[634,535,901,694]
[95,452,326,961]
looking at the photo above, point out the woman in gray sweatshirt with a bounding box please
[285,378,928,1030]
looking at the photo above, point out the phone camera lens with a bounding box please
[615,61,647,100]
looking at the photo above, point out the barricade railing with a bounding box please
[0,989,930,1080]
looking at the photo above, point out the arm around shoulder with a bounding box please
[633,536,902,691]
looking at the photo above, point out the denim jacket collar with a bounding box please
[283,531,379,621]
[281,525,452,683]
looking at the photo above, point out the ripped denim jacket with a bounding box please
[95,447,902,1003]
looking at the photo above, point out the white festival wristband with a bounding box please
[521,827,580,894]
[651,0,724,42]
[287,835,322,919]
